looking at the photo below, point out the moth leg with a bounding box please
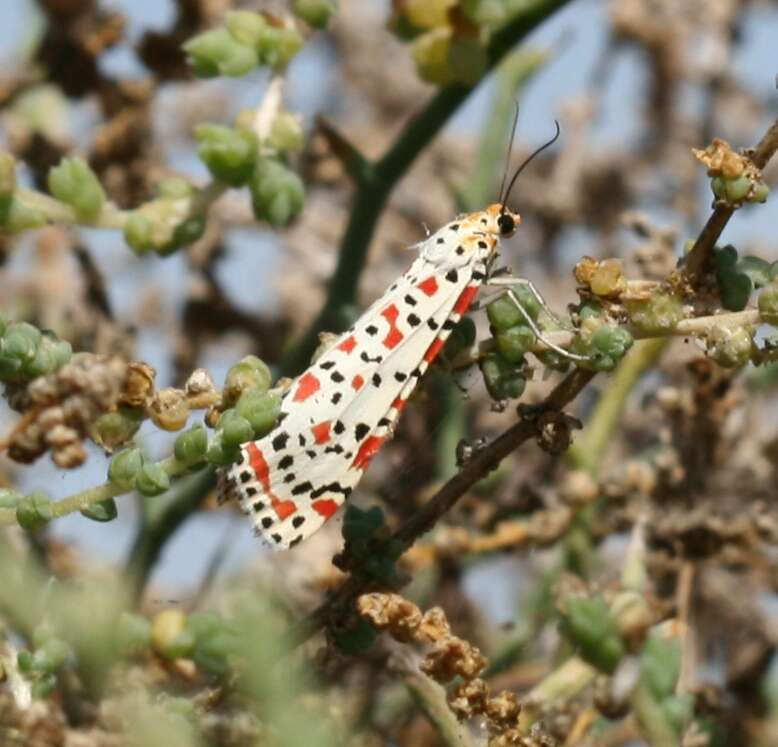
[486,283,592,363]
[486,276,564,327]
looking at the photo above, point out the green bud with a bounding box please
[174,424,208,466]
[249,158,305,226]
[22,340,57,379]
[134,462,171,496]
[80,498,118,523]
[758,281,778,321]
[167,214,206,253]
[108,447,144,489]
[257,26,304,70]
[91,407,143,451]
[48,157,106,221]
[2,321,42,363]
[193,629,237,675]
[235,389,281,437]
[0,488,23,508]
[124,212,155,254]
[183,28,259,78]
[39,638,70,671]
[460,0,509,26]
[749,180,769,203]
[342,504,386,542]
[195,124,258,186]
[206,432,239,466]
[223,355,273,406]
[706,325,753,368]
[486,285,540,331]
[626,294,684,334]
[225,11,268,48]
[735,255,772,288]
[16,491,53,532]
[559,595,625,674]
[117,612,152,657]
[640,632,681,700]
[218,410,254,448]
[590,325,633,360]
[3,198,47,233]
[32,623,54,649]
[480,352,526,400]
[717,268,752,311]
[577,300,604,321]
[269,112,305,152]
[31,673,57,700]
[442,316,477,360]
[294,0,338,29]
[713,243,738,270]
[156,177,195,200]
[412,28,453,85]
[495,324,535,363]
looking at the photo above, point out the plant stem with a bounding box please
[281,0,575,375]
[0,456,195,526]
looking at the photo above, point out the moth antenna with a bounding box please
[500,119,561,214]
[497,102,521,206]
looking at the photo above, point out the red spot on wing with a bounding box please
[338,335,357,353]
[417,276,439,297]
[391,396,407,412]
[311,420,332,444]
[381,304,404,350]
[247,443,297,520]
[272,499,297,520]
[424,337,445,364]
[352,435,385,470]
[312,498,339,518]
[293,372,320,402]
[453,284,479,315]
[352,374,364,390]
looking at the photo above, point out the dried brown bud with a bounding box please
[417,606,451,643]
[448,678,489,720]
[692,138,747,178]
[486,690,521,728]
[421,636,486,682]
[357,593,422,642]
[148,387,189,431]
[121,361,156,407]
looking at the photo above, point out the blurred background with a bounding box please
[1,1,778,745]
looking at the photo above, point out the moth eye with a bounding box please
[497,214,515,236]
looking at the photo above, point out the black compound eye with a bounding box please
[497,213,515,236]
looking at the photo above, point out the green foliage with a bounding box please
[183,28,259,78]
[223,354,273,406]
[711,174,769,204]
[442,316,476,359]
[174,424,209,466]
[495,323,536,363]
[91,407,144,451]
[626,293,684,334]
[48,156,106,221]
[558,595,625,674]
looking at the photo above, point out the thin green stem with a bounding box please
[0,456,195,527]
[281,0,575,375]
[568,338,669,474]
[406,671,475,747]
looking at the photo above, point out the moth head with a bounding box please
[484,204,521,239]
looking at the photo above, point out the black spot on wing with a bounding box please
[407,313,421,327]
[355,423,370,441]
[445,269,458,283]
[272,432,289,451]
[394,371,408,382]
[428,318,440,330]
[292,481,313,495]
[261,517,274,528]
[320,360,336,370]
[334,421,345,434]
[292,515,305,528]
[331,392,342,405]
[331,371,344,383]
[279,455,294,470]
[404,294,417,306]
[365,325,378,336]
[372,373,382,387]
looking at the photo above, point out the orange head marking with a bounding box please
[470,204,522,239]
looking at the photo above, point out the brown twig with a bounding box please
[681,114,778,283]
[288,368,596,648]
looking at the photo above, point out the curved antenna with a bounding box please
[500,120,561,212]
[497,102,521,206]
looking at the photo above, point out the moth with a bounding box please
[221,124,573,549]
